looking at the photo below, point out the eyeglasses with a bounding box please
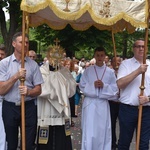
[134,45,145,49]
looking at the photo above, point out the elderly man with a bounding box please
[29,50,37,60]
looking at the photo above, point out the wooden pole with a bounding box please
[136,0,149,149]
[112,31,117,68]
[25,13,29,56]
[21,11,26,150]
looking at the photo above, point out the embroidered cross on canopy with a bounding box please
[21,0,149,33]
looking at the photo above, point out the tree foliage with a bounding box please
[33,24,146,60]
[33,24,112,59]
[0,0,22,55]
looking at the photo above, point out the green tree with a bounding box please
[0,0,22,55]
[34,24,147,60]
[34,24,114,59]
[114,29,146,59]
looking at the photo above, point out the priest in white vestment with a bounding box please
[37,46,76,150]
[79,47,119,150]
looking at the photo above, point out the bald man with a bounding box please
[29,50,37,60]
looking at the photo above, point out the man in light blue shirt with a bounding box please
[0,32,43,150]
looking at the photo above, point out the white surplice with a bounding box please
[37,64,76,126]
[79,64,118,150]
[0,100,6,150]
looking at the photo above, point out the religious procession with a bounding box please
[0,0,150,150]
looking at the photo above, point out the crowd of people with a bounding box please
[0,33,150,150]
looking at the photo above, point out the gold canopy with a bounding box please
[21,0,149,33]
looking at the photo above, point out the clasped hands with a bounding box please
[94,80,103,88]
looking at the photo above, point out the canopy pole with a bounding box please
[21,11,26,150]
[25,12,29,56]
[136,0,149,149]
[136,27,148,150]
[111,31,117,69]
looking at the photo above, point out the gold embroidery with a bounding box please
[63,0,71,12]
[99,1,111,18]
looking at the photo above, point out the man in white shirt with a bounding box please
[117,39,150,150]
